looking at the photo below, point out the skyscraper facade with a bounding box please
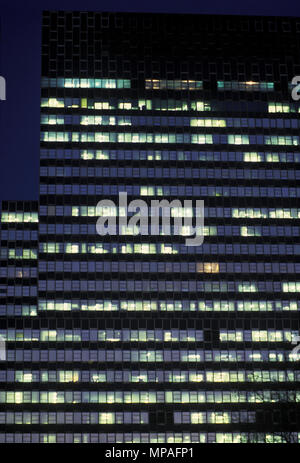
[1,11,300,443]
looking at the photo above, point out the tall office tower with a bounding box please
[1,11,300,444]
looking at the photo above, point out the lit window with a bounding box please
[197,262,219,273]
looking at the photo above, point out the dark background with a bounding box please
[0,0,300,202]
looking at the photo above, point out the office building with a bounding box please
[1,11,300,443]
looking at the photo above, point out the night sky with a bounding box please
[0,0,300,203]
